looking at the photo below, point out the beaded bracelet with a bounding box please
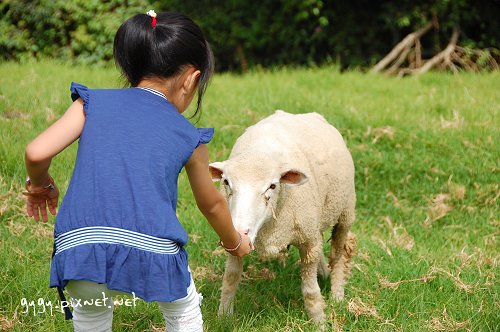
[218,232,242,252]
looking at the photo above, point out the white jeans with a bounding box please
[65,276,203,332]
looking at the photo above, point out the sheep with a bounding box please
[209,110,357,326]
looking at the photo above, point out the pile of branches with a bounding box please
[371,18,500,76]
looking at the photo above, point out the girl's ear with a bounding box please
[183,68,201,95]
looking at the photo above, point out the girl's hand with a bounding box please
[26,183,59,223]
[186,145,255,258]
[24,98,84,223]
[228,232,254,258]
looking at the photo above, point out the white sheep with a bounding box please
[209,110,357,325]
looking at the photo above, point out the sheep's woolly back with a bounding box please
[230,111,346,159]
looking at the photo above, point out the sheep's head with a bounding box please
[209,152,309,243]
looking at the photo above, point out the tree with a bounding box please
[1,0,499,71]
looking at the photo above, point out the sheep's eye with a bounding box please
[224,179,229,186]
[269,184,276,190]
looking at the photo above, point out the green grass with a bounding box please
[1,60,499,331]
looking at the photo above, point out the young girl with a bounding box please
[23,11,252,332]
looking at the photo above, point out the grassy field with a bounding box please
[0,60,499,331]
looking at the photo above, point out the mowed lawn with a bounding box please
[0,61,499,331]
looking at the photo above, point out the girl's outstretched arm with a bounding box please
[185,144,253,257]
[25,98,86,222]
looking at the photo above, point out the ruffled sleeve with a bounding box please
[195,128,214,148]
[70,82,90,114]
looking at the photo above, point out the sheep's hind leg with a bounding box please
[218,255,243,316]
[317,252,330,278]
[329,207,357,301]
[298,241,326,327]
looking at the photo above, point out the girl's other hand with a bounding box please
[228,232,254,258]
[26,183,59,223]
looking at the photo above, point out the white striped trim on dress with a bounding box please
[54,226,180,255]
[137,87,168,101]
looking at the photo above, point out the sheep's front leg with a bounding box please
[218,254,243,315]
[298,242,326,326]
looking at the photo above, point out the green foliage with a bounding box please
[0,0,152,64]
[162,0,390,70]
[1,61,499,331]
[0,0,499,69]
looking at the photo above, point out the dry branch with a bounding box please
[415,38,422,68]
[370,20,434,73]
[451,52,473,72]
[415,26,459,75]
[371,17,499,76]
[385,43,412,76]
[396,68,415,78]
[236,45,248,73]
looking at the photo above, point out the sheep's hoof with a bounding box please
[218,302,234,316]
[331,287,345,302]
[310,312,326,331]
[307,300,326,325]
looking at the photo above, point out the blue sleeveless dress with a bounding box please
[49,83,214,303]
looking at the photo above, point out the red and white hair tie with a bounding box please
[146,10,157,27]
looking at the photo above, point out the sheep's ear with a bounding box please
[280,169,309,186]
[209,162,226,182]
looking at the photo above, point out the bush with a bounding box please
[163,0,391,71]
[0,0,152,64]
[1,0,499,70]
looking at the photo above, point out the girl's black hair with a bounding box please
[113,12,214,118]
